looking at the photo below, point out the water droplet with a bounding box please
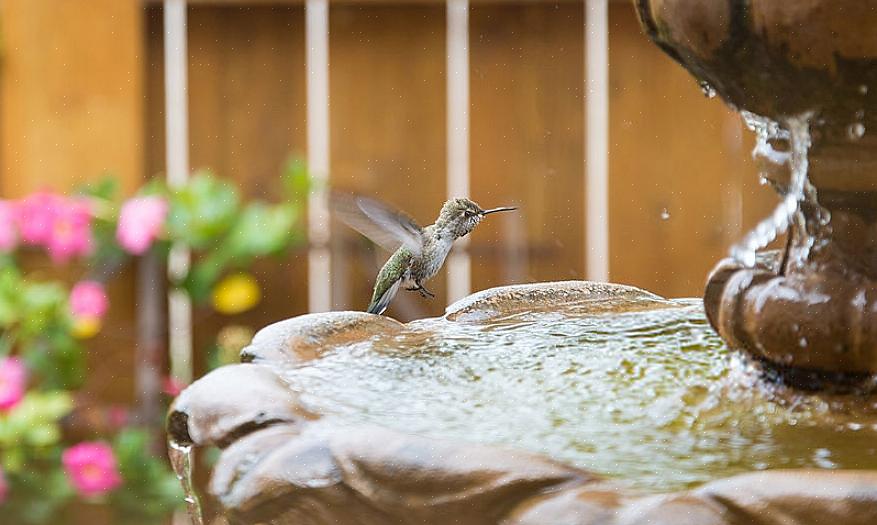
[848,122,866,140]
[860,84,869,95]
[698,80,716,99]
[799,337,808,348]
[758,175,769,186]
[660,208,670,220]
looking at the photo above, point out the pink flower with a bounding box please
[16,192,63,245]
[46,199,93,263]
[70,281,109,320]
[116,196,168,255]
[0,357,27,412]
[0,201,18,252]
[105,405,130,429]
[162,376,187,397]
[0,465,8,504]
[62,442,123,497]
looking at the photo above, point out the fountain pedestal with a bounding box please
[636,0,877,381]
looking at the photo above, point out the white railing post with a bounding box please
[446,0,471,302]
[164,0,193,385]
[585,0,610,282]
[306,0,333,313]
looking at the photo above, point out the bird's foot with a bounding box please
[411,284,435,298]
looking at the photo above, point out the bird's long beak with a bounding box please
[481,206,517,215]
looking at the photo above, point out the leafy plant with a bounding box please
[0,160,310,523]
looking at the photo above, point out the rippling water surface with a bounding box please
[280,300,877,492]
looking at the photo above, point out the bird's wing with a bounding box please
[332,193,423,256]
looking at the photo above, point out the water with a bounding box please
[277,301,877,493]
[698,80,716,99]
[168,439,204,525]
[731,112,820,267]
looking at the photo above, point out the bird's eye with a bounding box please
[464,210,476,218]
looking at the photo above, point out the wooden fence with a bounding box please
[0,0,778,402]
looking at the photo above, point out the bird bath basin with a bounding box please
[168,282,877,524]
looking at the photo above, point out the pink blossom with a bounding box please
[162,376,187,397]
[46,199,93,263]
[16,192,63,245]
[70,281,109,320]
[0,357,27,412]
[0,465,8,504]
[62,442,123,497]
[105,405,130,429]
[116,196,168,255]
[0,201,18,252]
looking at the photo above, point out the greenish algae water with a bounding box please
[279,299,877,493]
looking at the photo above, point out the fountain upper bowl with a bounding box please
[636,0,877,139]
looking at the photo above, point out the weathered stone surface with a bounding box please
[210,421,594,525]
[240,311,404,364]
[167,364,314,447]
[445,280,669,322]
[207,419,877,524]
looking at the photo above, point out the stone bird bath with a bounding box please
[168,2,877,523]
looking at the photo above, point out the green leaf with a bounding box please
[110,428,184,522]
[0,265,23,326]
[18,282,67,337]
[166,171,240,250]
[76,176,119,201]
[225,202,297,259]
[282,156,311,203]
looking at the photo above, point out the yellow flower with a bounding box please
[211,273,261,315]
[72,316,102,339]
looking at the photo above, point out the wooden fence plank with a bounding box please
[608,3,759,298]
[328,3,447,320]
[0,0,144,196]
[470,2,586,291]
[146,5,309,377]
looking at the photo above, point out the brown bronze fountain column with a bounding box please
[636,0,877,383]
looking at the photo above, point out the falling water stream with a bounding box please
[731,112,818,267]
[168,439,204,525]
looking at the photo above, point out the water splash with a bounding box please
[730,112,815,267]
[698,80,717,99]
[168,440,204,525]
[848,122,866,140]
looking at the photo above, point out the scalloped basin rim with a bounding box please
[169,281,877,525]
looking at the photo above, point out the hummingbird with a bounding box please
[332,194,517,315]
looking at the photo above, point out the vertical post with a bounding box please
[446,0,471,303]
[164,0,193,384]
[306,0,332,313]
[585,0,609,282]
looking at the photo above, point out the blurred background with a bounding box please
[0,0,778,523]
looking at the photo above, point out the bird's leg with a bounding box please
[409,282,435,298]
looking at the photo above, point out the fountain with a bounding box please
[167,2,877,523]
[633,0,877,382]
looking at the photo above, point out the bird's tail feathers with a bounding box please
[366,279,401,315]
